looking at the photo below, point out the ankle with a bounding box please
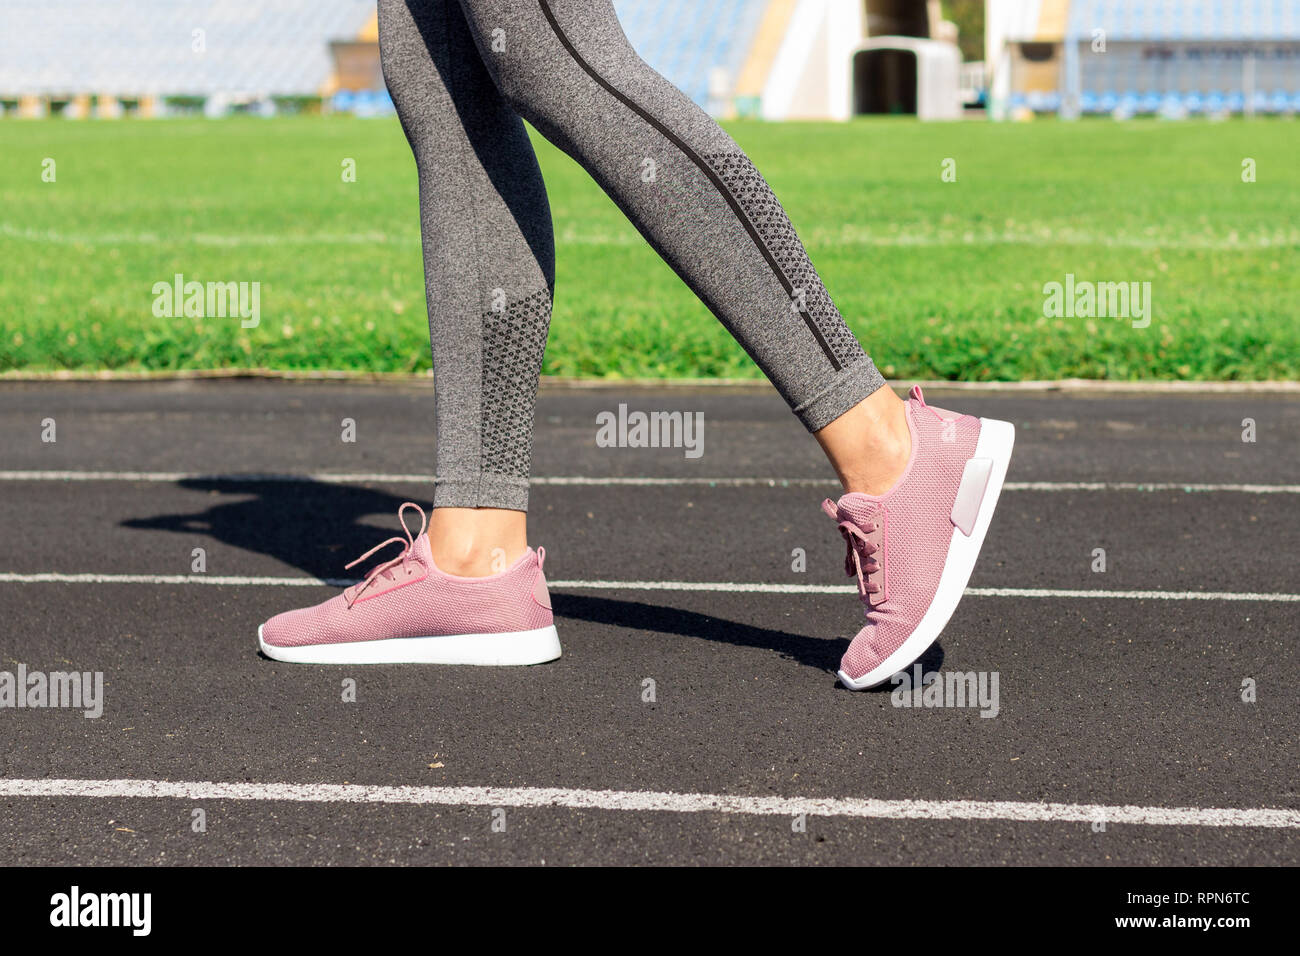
[426,507,529,577]
[818,389,913,497]
[841,427,910,496]
[428,539,528,577]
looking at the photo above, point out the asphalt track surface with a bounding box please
[0,380,1296,865]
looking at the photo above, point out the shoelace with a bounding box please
[821,499,881,602]
[344,501,426,608]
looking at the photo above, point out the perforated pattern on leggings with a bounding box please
[702,151,864,368]
[480,289,552,481]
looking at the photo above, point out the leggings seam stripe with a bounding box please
[435,2,491,480]
[535,0,842,373]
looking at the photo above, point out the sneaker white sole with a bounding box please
[837,417,1015,690]
[257,623,561,665]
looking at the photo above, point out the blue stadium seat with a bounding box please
[1026,90,1056,111]
[1157,92,1187,117]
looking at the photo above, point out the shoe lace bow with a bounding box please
[344,501,426,607]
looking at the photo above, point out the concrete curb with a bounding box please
[1,368,1297,394]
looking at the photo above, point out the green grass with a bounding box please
[1,115,1296,380]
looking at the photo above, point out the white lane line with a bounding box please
[0,573,354,587]
[1005,481,1300,493]
[565,583,1298,602]
[0,778,1295,828]
[0,471,1297,493]
[967,587,1300,602]
[0,572,1296,602]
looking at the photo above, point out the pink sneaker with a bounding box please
[258,502,560,665]
[823,386,1014,690]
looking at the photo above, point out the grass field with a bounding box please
[1,115,1296,380]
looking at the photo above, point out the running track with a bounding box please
[0,380,1296,865]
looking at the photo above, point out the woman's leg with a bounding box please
[452,0,908,485]
[380,0,554,574]
[445,1,1015,694]
[259,0,562,663]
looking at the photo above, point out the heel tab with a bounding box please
[531,561,552,611]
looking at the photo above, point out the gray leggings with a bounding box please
[378,0,886,511]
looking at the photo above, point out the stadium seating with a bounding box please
[612,0,770,108]
[1,0,771,117]
[0,0,375,100]
[1070,0,1300,41]
[1000,0,1300,117]
[1068,0,1300,116]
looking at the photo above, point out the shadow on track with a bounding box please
[551,593,943,681]
[121,478,419,580]
[122,478,939,678]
